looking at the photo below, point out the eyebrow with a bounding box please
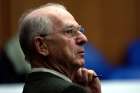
[63,25,81,30]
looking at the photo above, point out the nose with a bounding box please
[76,31,88,45]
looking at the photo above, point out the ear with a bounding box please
[33,36,49,56]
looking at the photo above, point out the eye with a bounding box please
[65,29,76,36]
[65,29,73,34]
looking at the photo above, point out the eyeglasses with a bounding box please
[38,26,85,38]
[62,26,85,37]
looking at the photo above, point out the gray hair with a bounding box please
[19,3,66,62]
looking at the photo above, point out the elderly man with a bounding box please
[19,3,101,93]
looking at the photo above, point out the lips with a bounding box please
[78,51,84,54]
[77,50,85,57]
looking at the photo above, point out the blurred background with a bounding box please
[0,0,140,93]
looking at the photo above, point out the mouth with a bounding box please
[78,50,85,57]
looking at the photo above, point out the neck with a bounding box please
[31,59,77,79]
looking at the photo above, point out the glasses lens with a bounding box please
[79,27,85,33]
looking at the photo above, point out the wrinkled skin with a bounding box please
[31,6,101,93]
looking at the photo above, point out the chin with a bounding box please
[75,59,85,67]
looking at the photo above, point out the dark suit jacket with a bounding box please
[23,72,88,93]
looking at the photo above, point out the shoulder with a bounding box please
[62,84,88,93]
[23,72,88,93]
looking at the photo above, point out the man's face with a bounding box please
[45,8,88,69]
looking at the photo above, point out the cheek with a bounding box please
[64,46,75,58]
[64,40,76,55]
[48,36,77,59]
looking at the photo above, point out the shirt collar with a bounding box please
[31,68,72,83]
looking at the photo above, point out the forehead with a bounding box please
[27,6,79,28]
[47,6,79,27]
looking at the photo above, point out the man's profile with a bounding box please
[18,3,101,93]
